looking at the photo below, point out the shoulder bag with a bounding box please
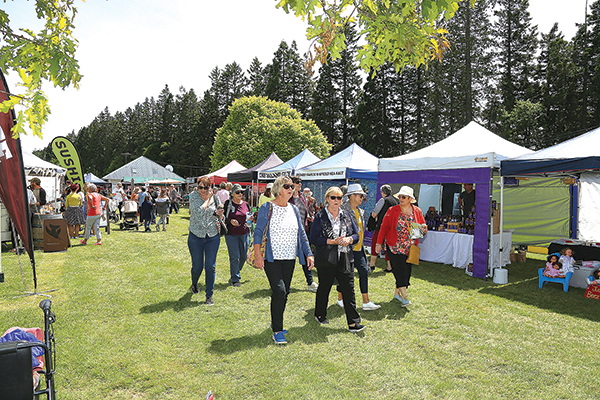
[247,202,272,268]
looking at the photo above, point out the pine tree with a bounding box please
[247,57,266,97]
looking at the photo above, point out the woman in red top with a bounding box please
[375,186,427,306]
[81,183,111,245]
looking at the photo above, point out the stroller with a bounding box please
[120,200,139,230]
[0,300,57,400]
[107,199,120,224]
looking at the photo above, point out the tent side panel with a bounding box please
[501,157,600,176]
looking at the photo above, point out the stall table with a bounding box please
[419,231,512,272]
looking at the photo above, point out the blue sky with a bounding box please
[1,0,591,153]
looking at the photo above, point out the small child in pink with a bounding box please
[544,253,565,278]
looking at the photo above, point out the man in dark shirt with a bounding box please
[458,183,475,221]
[29,177,47,208]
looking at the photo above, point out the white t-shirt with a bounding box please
[269,203,298,260]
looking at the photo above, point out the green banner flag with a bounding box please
[51,136,84,187]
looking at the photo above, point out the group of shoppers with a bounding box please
[186,175,428,345]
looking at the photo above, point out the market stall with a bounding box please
[227,152,283,206]
[257,149,321,180]
[378,121,531,278]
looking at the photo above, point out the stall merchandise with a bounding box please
[378,121,531,278]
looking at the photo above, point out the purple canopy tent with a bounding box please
[378,122,531,278]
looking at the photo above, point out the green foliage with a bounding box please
[211,96,331,170]
[276,0,475,74]
[0,0,81,138]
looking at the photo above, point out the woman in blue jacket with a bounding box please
[253,176,314,345]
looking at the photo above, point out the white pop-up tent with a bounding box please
[379,121,532,278]
[502,125,600,242]
[22,150,66,202]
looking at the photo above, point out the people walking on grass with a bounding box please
[169,184,181,214]
[253,176,314,345]
[337,183,381,311]
[140,194,153,232]
[224,183,252,287]
[288,175,318,293]
[216,181,230,203]
[187,176,224,306]
[259,182,275,206]
[113,182,127,220]
[155,189,170,231]
[370,184,398,272]
[65,184,85,239]
[375,186,427,307]
[81,183,111,246]
[310,186,365,333]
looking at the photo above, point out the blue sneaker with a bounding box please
[393,294,402,302]
[401,298,412,307]
[272,331,287,345]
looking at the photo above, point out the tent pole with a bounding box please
[499,176,504,267]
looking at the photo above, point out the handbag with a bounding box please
[247,203,272,268]
[213,195,227,236]
[407,244,420,265]
[366,215,377,232]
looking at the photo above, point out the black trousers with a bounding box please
[264,259,296,333]
[387,245,412,288]
[314,253,360,326]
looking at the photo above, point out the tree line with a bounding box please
[35,0,600,178]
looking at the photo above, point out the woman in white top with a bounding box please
[253,176,313,345]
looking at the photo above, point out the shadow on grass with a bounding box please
[416,258,600,322]
[242,287,302,300]
[139,292,202,314]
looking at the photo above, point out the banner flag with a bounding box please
[50,136,84,188]
[0,70,36,284]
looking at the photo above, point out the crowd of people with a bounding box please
[185,176,427,345]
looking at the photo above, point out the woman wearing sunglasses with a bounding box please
[375,186,427,306]
[187,176,224,305]
[310,186,365,332]
[253,176,314,345]
[224,183,251,287]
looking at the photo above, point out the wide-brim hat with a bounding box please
[266,183,273,189]
[346,183,366,197]
[230,183,242,195]
[395,186,417,203]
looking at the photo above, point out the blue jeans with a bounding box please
[188,232,221,297]
[157,214,168,229]
[354,250,370,294]
[225,233,248,283]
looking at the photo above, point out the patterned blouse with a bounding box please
[390,211,416,256]
[188,191,222,238]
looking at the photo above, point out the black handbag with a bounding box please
[367,215,377,232]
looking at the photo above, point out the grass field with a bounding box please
[1,210,599,399]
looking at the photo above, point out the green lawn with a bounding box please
[1,211,599,399]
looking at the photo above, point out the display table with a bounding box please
[548,240,600,261]
[418,231,512,270]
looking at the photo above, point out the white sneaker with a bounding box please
[337,299,344,308]
[362,301,381,311]
[307,282,318,292]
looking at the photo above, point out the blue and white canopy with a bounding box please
[258,148,321,180]
[296,143,378,181]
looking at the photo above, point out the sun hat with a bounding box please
[395,186,417,203]
[346,183,366,197]
[230,183,243,195]
[266,183,273,189]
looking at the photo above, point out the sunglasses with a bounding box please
[283,184,294,190]
[399,195,410,199]
[293,181,301,184]
[234,190,243,194]
[329,196,343,200]
[198,186,209,190]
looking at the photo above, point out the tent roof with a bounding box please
[202,160,247,180]
[227,152,283,182]
[85,172,106,184]
[102,156,184,182]
[297,143,378,181]
[22,150,66,177]
[379,121,532,172]
[501,126,600,176]
[258,149,321,180]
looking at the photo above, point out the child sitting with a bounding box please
[586,269,600,286]
[558,247,575,275]
[543,253,565,278]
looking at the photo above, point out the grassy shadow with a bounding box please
[139,292,202,313]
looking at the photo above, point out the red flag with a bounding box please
[0,71,36,285]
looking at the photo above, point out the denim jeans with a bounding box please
[157,214,168,229]
[84,214,102,241]
[264,259,295,332]
[225,233,248,283]
[188,232,221,297]
[354,250,370,294]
